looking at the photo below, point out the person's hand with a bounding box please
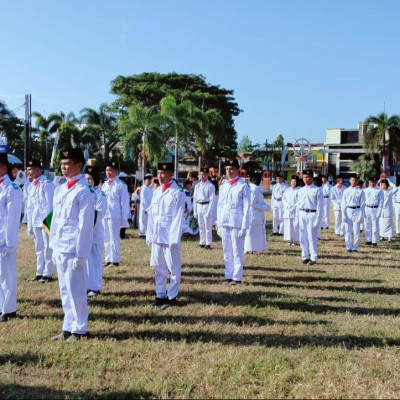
[238,229,247,238]
[72,257,86,270]
[26,226,33,236]
[312,221,319,230]
[217,227,222,238]
[1,246,14,256]
[193,213,198,220]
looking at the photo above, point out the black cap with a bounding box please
[200,168,209,173]
[106,160,119,170]
[144,173,153,179]
[249,169,262,178]
[321,174,327,179]
[225,159,239,168]
[368,175,377,182]
[60,148,85,164]
[0,153,8,167]
[276,171,284,178]
[349,173,359,179]
[302,169,313,176]
[381,179,389,186]
[27,159,42,168]
[157,162,174,172]
[84,165,100,186]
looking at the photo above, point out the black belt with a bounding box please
[366,205,379,208]
[274,198,282,201]
[197,201,210,204]
[347,206,360,209]
[300,209,316,213]
[323,196,329,198]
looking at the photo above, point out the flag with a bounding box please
[42,210,53,236]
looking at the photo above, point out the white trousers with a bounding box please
[198,212,213,245]
[138,210,148,237]
[221,227,244,281]
[150,243,181,300]
[272,206,284,234]
[0,249,17,314]
[33,227,54,277]
[344,208,361,251]
[85,244,103,292]
[104,218,121,263]
[321,198,330,228]
[333,209,344,235]
[364,207,379,244]
[379,217,393,239]
[283,218,299,243]
[298,211,318,262]
[55,252,88,334]
[395,203,400,234]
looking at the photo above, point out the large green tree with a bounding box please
[363,112,400,174]
[110,72,241,159]
[349,155,377,181]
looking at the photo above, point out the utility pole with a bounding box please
[24,94,32,169]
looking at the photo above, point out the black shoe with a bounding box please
[380,237,385,241]
[151,297,167,307]
[111,263,119,267]
[347,249,352,252]
[271,233,277,236]
[160,297,178,310]
[27,275,42,282]
[205,245,211,249]
[38,276,53,283]
[51,330,71,341]
[365,242,372,245]
[103,262,111,267]
[87,290,100,297]
[222,279,233,284]
[352,250,358,252]
[307,260,316,265]
[65,333,88,343]
[199,244,205,248]
[229,280,241,285]
[372,243,377,247]
[0,312,16,322]
[302,259,310,264]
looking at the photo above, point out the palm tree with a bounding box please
[80,104,118,163]
[363,112,400,175]
[120,104,166,179]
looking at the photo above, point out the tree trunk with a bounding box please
[104,141,110,163]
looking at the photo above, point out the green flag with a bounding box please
[42,210,53,236]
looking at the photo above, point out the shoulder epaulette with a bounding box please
[45,179,52,183]
[100,190,106,196]
[12,183,19,190]
[178,186,183,192]
[87,184,95,193]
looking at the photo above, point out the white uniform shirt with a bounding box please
[271,182,288,208]
[295,184,323,222]
[28,175,54,228]
[364,186,384,208]
[330,184,345,211]
[248,182,269,224]
[322,182,332,199]
[193,179,215,216]
[0,175,22,247]
[140,185,153,214]
[282,186,300,218]
[217,177,250,230]
[49,174,95,258]
[380,187,399,218]
[341,187,365,217]
[146,181,186,246]
[93,186,106,245]
[102,177,130,221]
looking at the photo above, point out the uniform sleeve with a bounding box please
[207,183,215,216]
[192,184,198,216]
[169,191,185,246]
[121,183,130,221]
[241,183,251,230]
[315,187,323,225]
[6,186,22,247]
[44,181,55,215]
[253,187,269,212]
[96,191,107,218]
[76,188,95,258]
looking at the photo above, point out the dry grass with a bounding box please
[1,209,400,399]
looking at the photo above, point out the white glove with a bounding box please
[238,229,247,238]
[72,257,86,270]
[294,218,299,228]
[1,246,14,256]
[205,213,211,219]
[26,226,33,236]
[312,222,319,230]
[217,227,222,238]
[193,213,198,219]
[356,217,362,224]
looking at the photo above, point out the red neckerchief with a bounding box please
[67,179,79,190]
[229,177,239,186]
[108,179,114,185]
[33,179,40,187]
[337,185,342,189]
[0,180,4,186]
[162,181,173,193]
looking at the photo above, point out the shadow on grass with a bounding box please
[0,384,152,400]
[267,275,383,284]
[99,329,400,349]
[0,351,40,367]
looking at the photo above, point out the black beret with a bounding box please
[276,172,284,178]
[157,162,174,172]
[27,159,42,168]
[200,168,209,173]
[225,159,239,168]
[60,148,85,164]
[106,161,119,170]
[302,169,313,176]
[84,165,100,185]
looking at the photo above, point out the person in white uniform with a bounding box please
[146,162,185,309]
[282,176,300,246]
[295,169,322,265]
[26,159,55,283]
[379,179,398,242]
[138,173,153,238]
[84,166,106,297]
[0,153,22,322]
[321,175,332,229]
[217,159,250,284]
[330,175,346,236]
[49,148,95,342]
[193,168,215,249]
[364,176,383,247]
[393,181,400,235]
[271,172,288,236]
[102,161,130,267]
[341,174,365,252]
[244,170,269,254]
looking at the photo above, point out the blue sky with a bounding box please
[1,0,400,146]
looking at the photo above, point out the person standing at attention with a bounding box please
[320,175,332,230]
[271,172,287,236]
[193,167,215,249]
[138,173,153,238]
[102,161,130,267]
[330,175,346,236]
[217,159,250,284]
[146,163,186,310]
[49,148,95,342]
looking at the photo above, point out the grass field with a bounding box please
[1,209,400,399]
